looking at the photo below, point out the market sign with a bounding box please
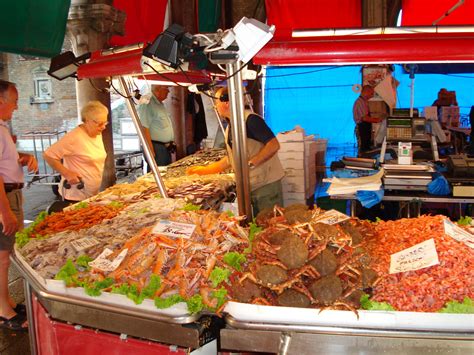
[389,238,439,274]
[0,0,70,57]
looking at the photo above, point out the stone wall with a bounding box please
[7,53,78,136]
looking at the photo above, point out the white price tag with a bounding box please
[220,202,239,216]
[89,248,128,272]
[443,219,474,249]
[152,220,196,239]
[316,209,350,225]
[71,237,99,252]
[389,238,439,274]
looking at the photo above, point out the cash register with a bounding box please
[446,155,474,196]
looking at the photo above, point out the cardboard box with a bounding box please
[277,130,305,143]
[280,158,305,170]
[283,198,307,207]
[423,106,438,121]
[278,151,304,161]
[279,142,305,152]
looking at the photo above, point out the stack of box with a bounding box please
[277,129,318,206]
[423,106,438,121]
[440,106,460,127]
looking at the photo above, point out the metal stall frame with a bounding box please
[221,316,474,355]
[12,254,224,355]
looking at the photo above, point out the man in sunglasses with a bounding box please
[187,87,284,216]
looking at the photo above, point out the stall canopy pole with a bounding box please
[118,76,168,197]
[226,62,252,220]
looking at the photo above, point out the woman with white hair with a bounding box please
[44,100,108,202]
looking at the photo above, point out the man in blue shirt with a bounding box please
[138,85,175,166]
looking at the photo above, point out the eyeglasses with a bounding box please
[91,120,108,127]
[218,94,229,102]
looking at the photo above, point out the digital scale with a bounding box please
[382,164,434,191]
[446,155,474,197]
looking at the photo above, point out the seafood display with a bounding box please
[228,205,377,311]
[54,209,249,313]
[163,149,229,178]
[368,215,474,312]
[20,198,186,278]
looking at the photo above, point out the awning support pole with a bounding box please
[118,76,168,197]
[226,62,252,220]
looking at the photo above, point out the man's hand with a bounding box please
[186,166,208,175]
[0,209,19,236]
[18,153,38,173]
[63,170,82,185]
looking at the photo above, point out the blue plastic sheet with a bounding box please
[427,174,451,195]
[356,189,384,208]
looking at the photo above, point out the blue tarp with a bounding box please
[263,65,474,145]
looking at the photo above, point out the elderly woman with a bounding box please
[44,100,108,202]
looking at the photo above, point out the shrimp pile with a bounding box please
[368,215,474,312]
[31,204,125,238]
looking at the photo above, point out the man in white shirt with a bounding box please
[0,80,37,331]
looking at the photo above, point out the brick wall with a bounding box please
[7,54,78,136]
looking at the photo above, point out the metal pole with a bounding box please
[118,76,168,197]
[226,62,252,220]
[24,280,37,355]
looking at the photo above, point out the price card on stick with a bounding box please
[443,219,474,249]
[315,209,350,225]
[389,238,439,274]
[89,248,128,272]
[152,220,196,239]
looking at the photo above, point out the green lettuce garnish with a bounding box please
[209,267,231,287]
[54,259,79,286]
[84,277,114,297]
[223,252,246,271]
[140,275,161,299]
[186,294,204,314]
[154,294,185,309]
[360,294,395,311]
[15,210,48,247]
[183,203,201,211]
[225,210,234,217]
[244,221,262,253]
[457,216,473,226]
[108,201,124,209]
[211,288,228,309]
[111,283,131,295]
[73,201,89,210]
[439,297,474,314]
[76,255,93,270]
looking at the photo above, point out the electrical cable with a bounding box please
[110,80,133,99]
[88,79,109,94]
[144,62,189,88]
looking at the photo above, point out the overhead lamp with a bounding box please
[143,24,196,69]
[48,51,91,80]
[232,17,275,63]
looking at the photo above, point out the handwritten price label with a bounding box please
[317,209,350,225]
[89,248,128,272]
[389,238,439,274]
[71,237,99,252]
[152,220,196,239]
[443,219,474,249]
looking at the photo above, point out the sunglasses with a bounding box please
[218,94,229,102]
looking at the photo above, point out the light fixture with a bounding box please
[47,51,91,80]
[143,24,196,69]
[232,17,275,63]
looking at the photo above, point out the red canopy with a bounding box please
[402,0,474,26]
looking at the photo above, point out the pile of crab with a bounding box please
[229,205,379,311]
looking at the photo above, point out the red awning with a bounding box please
[265,0,362,39]
[77,47,215,84]
[110,0,168,46]
[402,0,474,26]
[253,31,474,66]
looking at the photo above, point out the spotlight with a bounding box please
[47,51,91,80]
[143,24,196,69]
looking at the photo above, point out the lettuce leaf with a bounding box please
[457,216,473,226]
[186,294,204,314]
[73,201,89,210]
[360,294,395,311]
[140,275,161,299]
[76,255,93,271]
[111,283,131,295]
[15,210,48,247]
[108,201,124,209]
[154,294,185,309]
[84,277,114,297]
[211,288,228,309]
[223,252,246,271]
[183,203,201,211]
[244,221,262,253]
[54,259,78,286]
[209,267,231,288]
[439,297,474,314]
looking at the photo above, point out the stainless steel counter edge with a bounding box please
[11,254,199,324]
[225,315,474,340]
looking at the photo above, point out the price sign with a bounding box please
[389,238,439,274]
[89,248,128,272]
[152,220,196,239]
[71,237,99,252]
[443,219,474,249]
[316,209,350,225]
